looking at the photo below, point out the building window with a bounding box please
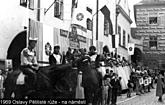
[118,26,121,45]
[123,30,126,47]
[20,0,27,7]
[149,36,157,50]
[128,34,130,43]
[149,17,158,25]
[29,0,34,10]
[104,18,109,36]
[87,18,92,31]
[20,0,34,10]
[54,0,64,20]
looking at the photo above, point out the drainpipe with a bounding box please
[37,0,40,21]
[96,0,99,43]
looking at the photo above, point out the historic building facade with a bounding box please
[134,0,165,69]
[116,0,133,61]
[0,0,117,67]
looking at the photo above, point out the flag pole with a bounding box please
[115,0,120,59]
[26,0,30,48]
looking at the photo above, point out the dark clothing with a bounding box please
[66,51,73,62]
[111,78,120,104]
[20,66,37,89]
[103,74,111,80]
[49,54,62,65]
[127,82,133,88]
[111,88,118,105]
[127,82,133,97]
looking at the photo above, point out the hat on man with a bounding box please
[54,44,60,49]
[29,37,38,42]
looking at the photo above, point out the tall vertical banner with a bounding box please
[112,34,119,48]
[128,43,135,55]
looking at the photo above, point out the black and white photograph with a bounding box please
[0,0,165,105]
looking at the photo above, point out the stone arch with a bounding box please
[7,30,27,69]
[131,47,142,65]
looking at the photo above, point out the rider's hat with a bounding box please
[29,37,38,42]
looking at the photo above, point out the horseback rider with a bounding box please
[20,37,39,89]
[49,44,64,66]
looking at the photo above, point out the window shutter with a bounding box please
[29,0,34,10]
[20,0,27,7]
[159,14,165,26]
[54,0,60,17]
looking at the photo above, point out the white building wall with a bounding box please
[117,3,132,60]
[0,0,37,60]
[90,0,116,53]
[41,0,116,55]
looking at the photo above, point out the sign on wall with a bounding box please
[69,26,80,49]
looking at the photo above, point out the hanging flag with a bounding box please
[128,43,135,55]
[71,0,88,32]
[71,0,78,17]
[112,34,119,48]
[100,5,113,35]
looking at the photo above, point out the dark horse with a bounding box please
[4,56,103,105]
[3,64,78,99]
[77,55,103,105]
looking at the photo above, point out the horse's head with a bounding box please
[76,55,91,70]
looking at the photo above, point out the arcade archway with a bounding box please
[7,30,27,69]
[131,47,142,66]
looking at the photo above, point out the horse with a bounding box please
[76,55,103,105]
[3,63,78,99]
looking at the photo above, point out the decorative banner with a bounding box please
[71,0,87,32]
[45,42,52,56]
[5,59,13,70]
[69,26,80,49]
[128,43,135,55]
[148,77,152,84]
[139,78,144,85]
[60,29,68,37]
[144,79,149,86]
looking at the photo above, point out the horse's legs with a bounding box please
[4,87,14,99]
[93,88,102,105]
[84,87,93,105]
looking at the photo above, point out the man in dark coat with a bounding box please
[111,73,120,105]
[65,47,73,63]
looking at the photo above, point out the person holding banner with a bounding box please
[156,71,165,102]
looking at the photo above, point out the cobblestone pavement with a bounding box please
[117,88,165,105]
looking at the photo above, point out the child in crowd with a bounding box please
[127,80,134,98]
